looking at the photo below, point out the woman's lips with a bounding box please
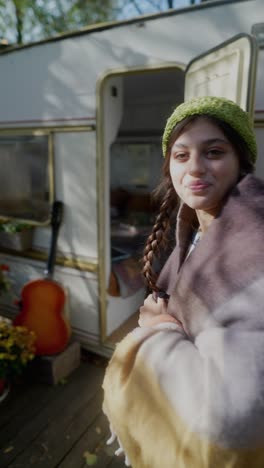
[188,182,211,191]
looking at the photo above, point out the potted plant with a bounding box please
[0,220,33,251]
[0,316,36,401]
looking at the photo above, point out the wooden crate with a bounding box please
[30,340,81,385]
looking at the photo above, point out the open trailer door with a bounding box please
[184,33,258,118]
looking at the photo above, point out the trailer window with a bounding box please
[0,134,52,223]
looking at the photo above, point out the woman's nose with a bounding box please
[188,152,206,175]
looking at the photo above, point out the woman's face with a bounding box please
[169,117,240,217]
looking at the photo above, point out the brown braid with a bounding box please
[142,179,178,292]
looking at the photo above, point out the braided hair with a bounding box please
[142,163,178,292]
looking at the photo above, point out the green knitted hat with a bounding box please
[162,96,257,164]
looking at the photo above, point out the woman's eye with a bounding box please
[174,153,188,161]
[207,149,224,158]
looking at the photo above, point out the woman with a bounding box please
[103,96,264,467]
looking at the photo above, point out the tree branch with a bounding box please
[129,0,143,14]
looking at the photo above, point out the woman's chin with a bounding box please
[184,197,218,213]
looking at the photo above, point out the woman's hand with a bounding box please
[138,294,180,328]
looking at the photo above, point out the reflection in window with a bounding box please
[0,134,52,223]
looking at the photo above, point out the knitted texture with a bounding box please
[162,96,257,164]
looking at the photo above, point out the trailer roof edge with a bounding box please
[0,0,254,56]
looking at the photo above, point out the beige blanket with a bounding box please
[103,175,264,467]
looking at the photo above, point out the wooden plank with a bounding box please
[79,431,126,468]
[0,363,89,443]
[59,412,111,468]
[0,375,57,427]
[0,344,91,432]
[8,391,103,468]
[0,379,60,440]
[0,361,104,468]
[107,456,128,468]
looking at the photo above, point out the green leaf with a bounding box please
[83,450,98,466]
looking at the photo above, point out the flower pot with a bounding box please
[0,379,10,403]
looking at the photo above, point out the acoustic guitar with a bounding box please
[14,201,71,355]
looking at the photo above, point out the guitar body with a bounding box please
[14,279,71,355]
[13,201,71,356]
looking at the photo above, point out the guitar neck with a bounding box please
[44,201,63,279]
[44,229,59,279]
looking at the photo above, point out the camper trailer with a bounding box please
[0,0,263,356]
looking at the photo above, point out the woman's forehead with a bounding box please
[173,117,229,145]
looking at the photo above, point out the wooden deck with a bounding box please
[0,352,126,468]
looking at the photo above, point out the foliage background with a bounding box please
[0,0,202,45]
